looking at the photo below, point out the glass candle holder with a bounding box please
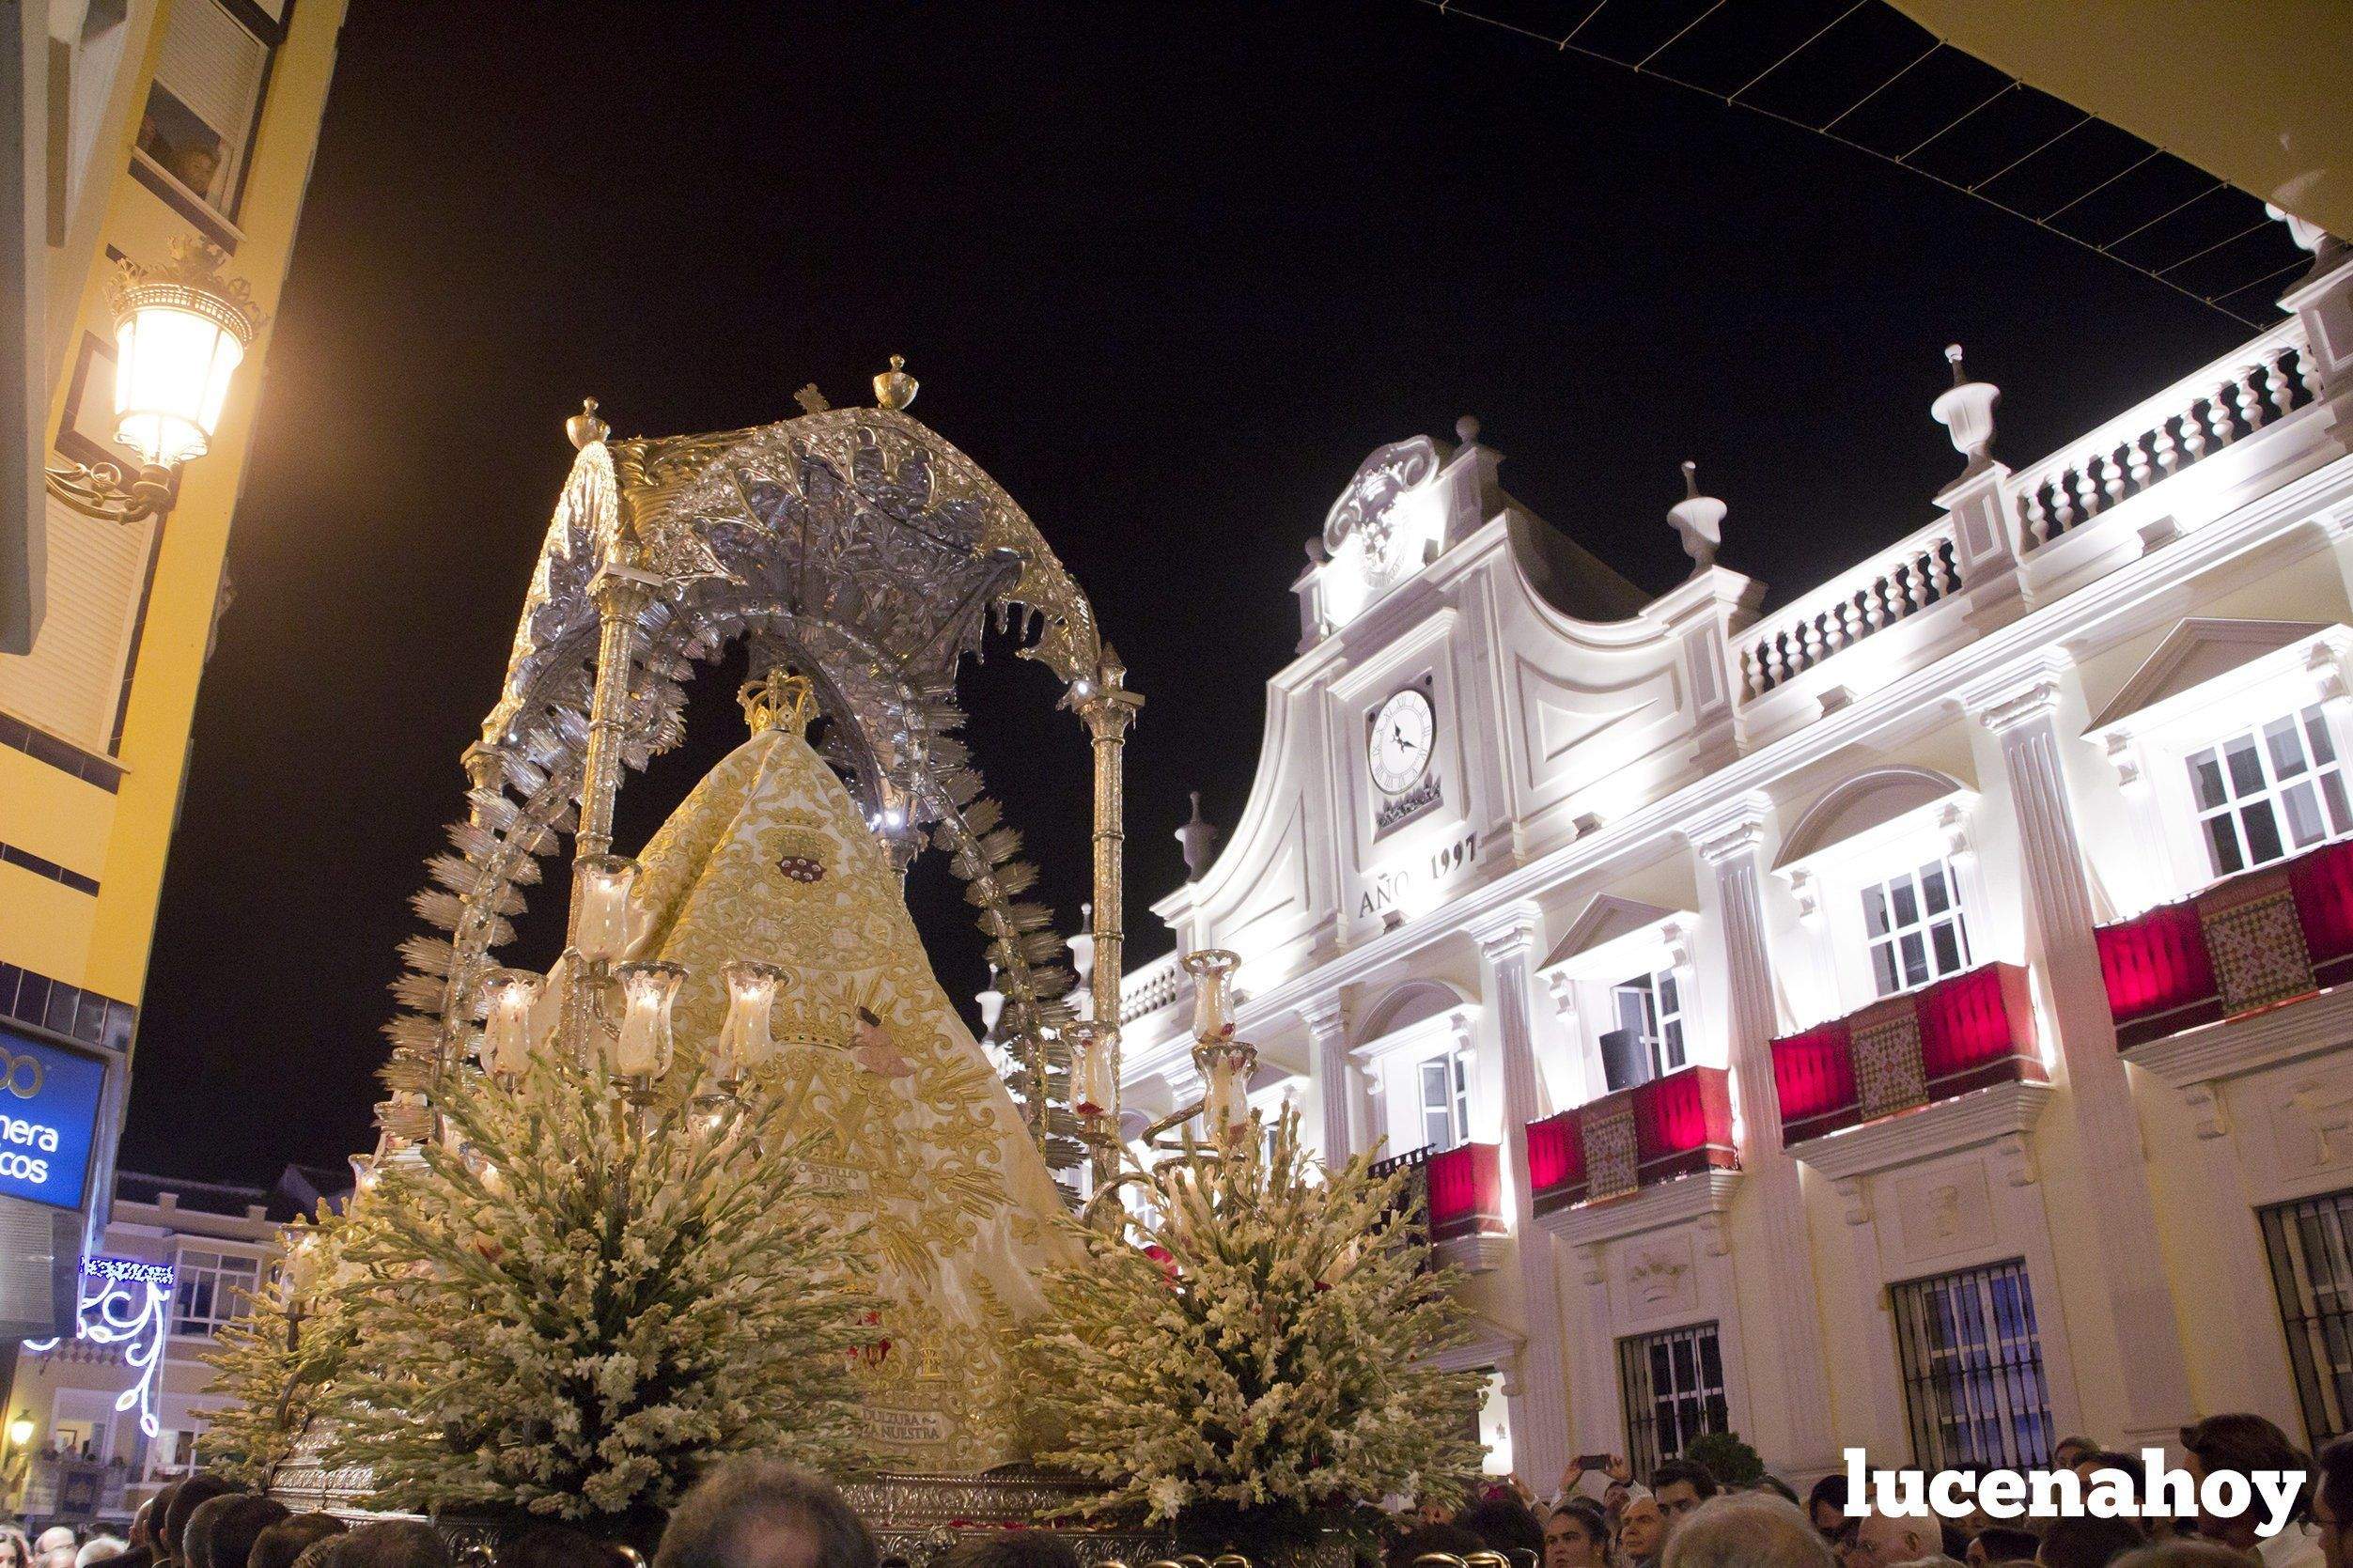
[1183,948,1240,1044]
[573,854,642,963]
[481,968,544,1079]
[614,960,686,1079]
[717,960,786,1080]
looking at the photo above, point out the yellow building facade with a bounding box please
[0,0,345,1328]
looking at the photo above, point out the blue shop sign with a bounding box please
[0,1027,106,1210]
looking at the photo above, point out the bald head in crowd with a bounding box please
[655,1462,876,1568]
[1664,1494,1837,1568]
[1851,1500,1943,1568]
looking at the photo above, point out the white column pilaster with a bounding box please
[1687,795,1837,1476]
[1471,903,1573,1488]
[1963,655,2192,1445]
[1301,995,1354,1165]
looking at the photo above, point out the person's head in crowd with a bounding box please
[492,1529,633,1568]
[250,1517,346,1568]
[79,1539,129,1568]
[146,1489,183,1564]
[1753,1480,1802,1510]
[131,1508,160,1556]
[656,1461,878,1568]
[2313,1434,2353,1568]
[2076,1456,2144,1498]
[39,1532,79,1558]
[40,1549,78,1568]
[165,1475,240,1568]
[1622,1498,1669,1566]
[2182,1414,2313,1554]
[1848,1506,1941,1568]
[285,1537,343,1568]
[2111,1546,2258,1568]
[189,1495,289,1568]
[330,1524,446,1568]
[1548,1500,1613,1568]
[2,1529,39,1568]
[1654,1463,1722,1529]
[1386,1523,1487,1568]
[1968,1528,2042,1568]
[2054,1440,2104,1473]
[1461,1493,1546,1560]
[1661,1494,1834,1568]
[1809,1478,1854,1541]
[936,1536,1081,1568]
[2038,1517,2145,1568]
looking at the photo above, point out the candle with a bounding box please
[481,969,543,1079]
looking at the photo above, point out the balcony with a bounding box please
[1369,1141,1504,1243]
[1524,1063,1737,1214]
[1770,962,2043,1146]
[2096,838,2353,1048]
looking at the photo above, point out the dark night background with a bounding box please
[123,2,2246,1185]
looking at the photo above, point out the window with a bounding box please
[1618,1322,1727,1478]
[1889,1259,2053,1468]
[1418,1051,1470,1154]
[1862,859,1971,998]
[1613,969,1687,1079]
[169,1249,259,1336]
[2259,1188,2353,1444]
[133,0,274,220]
[2189,706,2353,877]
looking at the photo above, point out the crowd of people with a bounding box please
[4,1415,2350,1568]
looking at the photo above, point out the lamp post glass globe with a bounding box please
[113,299,247,468]
[7,1417,32,1450]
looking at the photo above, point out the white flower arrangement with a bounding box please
[322,1048,877,1527]
[1022,1109,1487,1544]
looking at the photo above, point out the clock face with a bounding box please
[1369,689,1436,796]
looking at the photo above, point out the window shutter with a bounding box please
[153,0,266,155]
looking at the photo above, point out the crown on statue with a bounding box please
[740,669,818,738]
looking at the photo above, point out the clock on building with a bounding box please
[1369,687,1437,796]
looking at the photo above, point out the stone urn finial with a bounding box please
[567,396,609,450]
[1667,458,1725,576]
[1931,344,2001,482]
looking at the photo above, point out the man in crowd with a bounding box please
[1623,1495,1670,1568]
[1842,1499,1941,1568]
[1971,1527,2043,1567]
[2182,1415,2321,1568]
[1655,1463,1722,1529]
[2313,1434,2353,1568]
[656,1461,878,1568]
[1664,1494,1835,1568]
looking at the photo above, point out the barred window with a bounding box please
[169,1249,259,1337]
[2259,1188,2353,1443]
[1618,1321,1727,1479]
[1889,1258,2053,1468]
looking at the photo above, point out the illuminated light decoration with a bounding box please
[23,1257,176,1437]
[1768,962,2043,1145]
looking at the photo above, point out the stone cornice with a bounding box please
[1535,1168,1743,1249]
[1683,791,1776,866]
[2125,982,2353,1089]
[1297,993,1348,1038]
[1465,901,1544,964]
[1790,1079,2054,1181]
[1956,646,2076,734]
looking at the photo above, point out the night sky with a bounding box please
[123,2,2248,1186]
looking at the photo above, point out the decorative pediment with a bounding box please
[2088,618,2330,733]
[1541,893,1679,972]
[1322,436,1447,586]
[1775,766,1969,870]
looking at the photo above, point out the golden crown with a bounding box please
[740,669,818,737]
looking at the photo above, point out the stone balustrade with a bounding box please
[2010,318,2316,550]
[1117,951,1183,1023]
[1739,519,1964,697]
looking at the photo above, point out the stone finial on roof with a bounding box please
[1176,790,1220,882]
[1667,459,1725,576]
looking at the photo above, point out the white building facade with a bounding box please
[1112,221,2353,1489]
[3,1169,323,1531]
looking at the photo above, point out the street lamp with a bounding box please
[44,238,263,526]
[6,1416,30,1451]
